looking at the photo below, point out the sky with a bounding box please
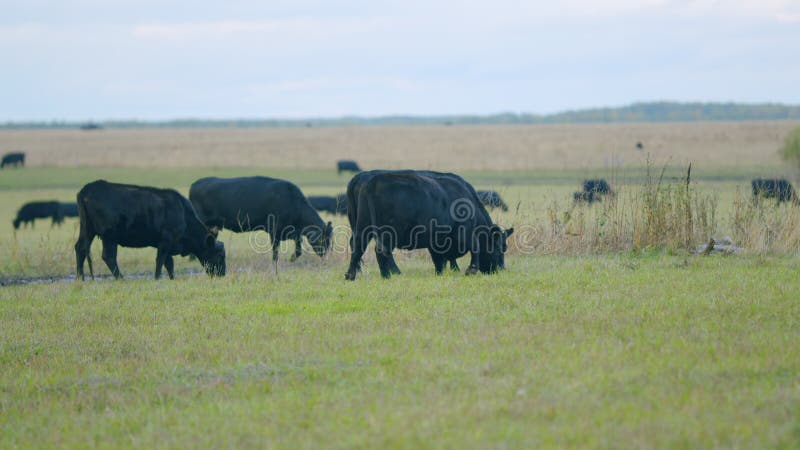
[1,0,800,121]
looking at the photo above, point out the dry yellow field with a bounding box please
[0,121,796,170]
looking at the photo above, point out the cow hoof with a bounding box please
[344,272,356,281]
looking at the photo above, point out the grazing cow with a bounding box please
[751,178,798,204]
[13,201,61,229]
[337,160,361,174]
[477,190,509,211]
[347,169,494,274]
[53,202,79,225]
[75,180,226,280]
[190,176,333,265]
[1,152,25,168]
[308,193,347,215]
[345,171,512,280]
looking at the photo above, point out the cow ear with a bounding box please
[326,221,333,236]
[209,226,220,238]
[505,228,514,237]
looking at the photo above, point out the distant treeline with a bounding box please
[4,101,800,130]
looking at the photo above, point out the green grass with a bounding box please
[1,255,799,448]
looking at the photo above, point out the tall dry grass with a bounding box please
[509,161,722,255]
[730,189,800,254]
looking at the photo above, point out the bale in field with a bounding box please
[1,152,25,168]
[13,201,62,229]
[308,193,347,215]
[477,190,509,211]
[337,160,361,174]
[189,176,332,265]
[345,170,512,280]
[751,178,798,204]
[75,180,226,280]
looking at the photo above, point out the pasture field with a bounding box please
[1,124,799,448]
[2,255,799,448]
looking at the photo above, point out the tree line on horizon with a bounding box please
[3,101,800,129]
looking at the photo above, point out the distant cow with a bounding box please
[477,190,509,211]
[337,160,361,174]
[190,176,332,265]
[751,178,798,204]
[574,179,614,204]
[13,201,61,229]
[583,179,613,195]
[1,152,25,168]
[308,193,347,215]
[54,202,79,225]
[345,171,512,280]
[59,202,79,218]
[75,180,226,280]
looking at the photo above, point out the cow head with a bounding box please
[198,234,226,276]
[12,218,20,230]
[472,226,513,274]
[306,221,333,257]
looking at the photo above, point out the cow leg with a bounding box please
[375,237,394,279]
[375,251,395,278]
[155,244,170,280]
[449,258,460,272]
[430,251,446,275]
[290,235,302,262]
[345,230,369,280]
[75,234,95,281]
[101,239,122,279]
[271,233,281,276]
[387,255,402,274]
[165,255,175,280]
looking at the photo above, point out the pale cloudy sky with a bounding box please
[2,0,799,120]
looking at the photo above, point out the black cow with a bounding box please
[337,160,361,174]
[59,202,79,218]
[13,201,61,229]
[345,171,512,280]
[574,179,613,204]
[308,193,347,215]
[347,169,493,274]
[751,178,798,204]
[583,179,613,195]
[1,152,25,168]
[74,180,226,280]
[477,190,509,211]
[190,176,333,265]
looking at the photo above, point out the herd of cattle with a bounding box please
[7,156,800,281]
[67,170,514,281]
